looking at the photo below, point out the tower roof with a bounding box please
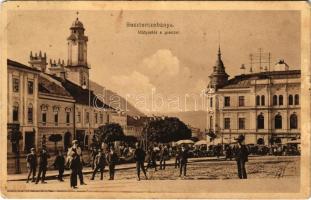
[215,46,224,69]
[71,18,84,30]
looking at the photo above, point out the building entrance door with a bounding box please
[24,132,35,153]
[64,132,72,151]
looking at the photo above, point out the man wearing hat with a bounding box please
[234,135,249,179]
[90,149,106,180]
[67,140,86,185]
[26,148,37,183]
[107,146,118,180]
[35,146,50,184]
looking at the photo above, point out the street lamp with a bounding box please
[82,80,91,149]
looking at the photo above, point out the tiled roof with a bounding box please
[39,75,72,97]
[221,70,301,89]
[7,59,41,73]
[50,75,113,109]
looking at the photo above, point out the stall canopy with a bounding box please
[286,139,301,144]
[176,139,194,145]
[194,140,209,146]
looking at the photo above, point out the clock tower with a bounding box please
[66,16,89,88]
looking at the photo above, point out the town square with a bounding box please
[2,4,309,198]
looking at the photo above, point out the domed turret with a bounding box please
[71,18,84,30]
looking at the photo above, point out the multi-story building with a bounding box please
[38,73,75,151]
[7,59,40,153]
[7,16,116,154]
[206,48,300,145]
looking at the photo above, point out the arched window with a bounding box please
[261,95,265,106]
[290,114,298,129]
[294,94,299,105]
[288,95,293,105]
[257,114,264,129]
[256,95,260,106]
[279,95,283,106]
[28,104,33,123]
[275,114,282,129]
[273,95,278,106]
[13,102,19,122]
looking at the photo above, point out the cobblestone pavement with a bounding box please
[5,156,300,198]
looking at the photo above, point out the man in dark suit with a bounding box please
[107,147,118,180]
[134,143,148,181]
[146,146,157,172]
[90,149,106,180]
[26,148,37,183]
[68,140,86,185]
[35,146,50,184]
[69,152,79,189]
[53,150,65,181]
[179,145,188,177]
[234,135,249,179]
[159,145,169,170]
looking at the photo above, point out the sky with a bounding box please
[7,10,301,113]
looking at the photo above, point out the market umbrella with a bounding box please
[194,140,209,146]
[176,139,194,145]
[286,139,301,144]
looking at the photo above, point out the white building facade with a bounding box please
[206,49,300,145]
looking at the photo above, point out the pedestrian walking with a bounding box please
[90,150,106,180]
[175,146,181,168]
[91,147,98,170]
[35,146,50,184]
[69,152,79,189]
[107,147,118,180]
[26,148,37,183]
[53,150,65,181]
[134,143,148,181]
[146,146,157,172]
[68,140,86,185]
[159,145,169,170]
[179,145,188,177]
[234,135,249,179]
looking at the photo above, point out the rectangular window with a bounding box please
[28,107,33,123]
[210,97,213,108]
[42,112,47,124]
[28,80,34,95]
[224,96,230,107]
[238,118,245,130]
[54,113,58,125]
[95,113,98,124]
[66,112,70,124]
[238,96,245,107]
[224,118,230,129]
[13,78,19,92]
[100,114,103,124]
[77,112,81,123]
[86,112,89,124]
[13,106,19,122]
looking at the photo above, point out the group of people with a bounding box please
[25,134,249,188]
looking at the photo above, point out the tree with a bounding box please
[95,123,125,146]
[48,134,62,154]
[142,117,191,143]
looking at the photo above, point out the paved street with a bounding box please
[5,156,300,198]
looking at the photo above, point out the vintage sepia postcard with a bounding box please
[0,1,310,199]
